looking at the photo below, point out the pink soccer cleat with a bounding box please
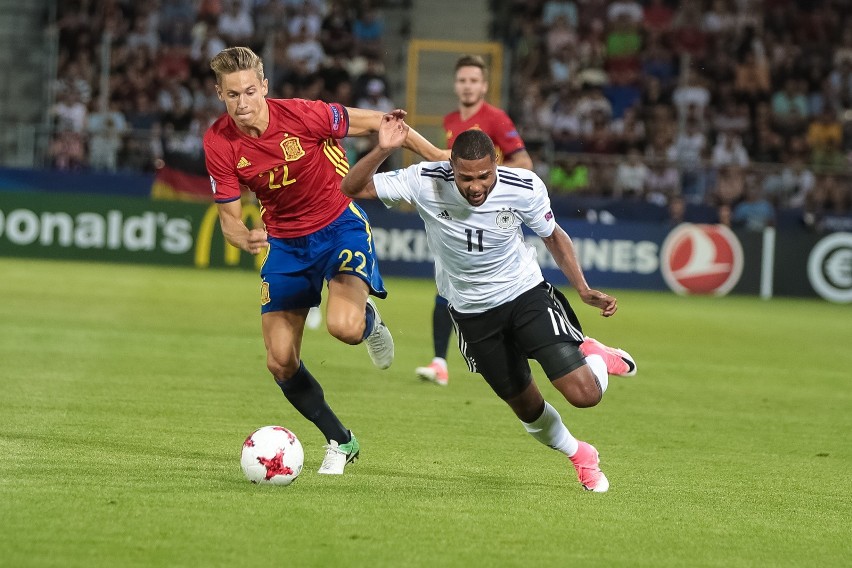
[569,441,609,493]
[415,361,449,386]
[581,337,637,377]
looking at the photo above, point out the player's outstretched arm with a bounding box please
[542,225,618,317]
[216,200,269,254]
[341,113,409,200]
[503,149,533,170]
[346,107,449,161]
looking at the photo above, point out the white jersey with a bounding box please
[374,161,557,313]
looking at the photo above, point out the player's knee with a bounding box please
[267,352,299,382]
[325,313,364,345]
[558,372,603,408]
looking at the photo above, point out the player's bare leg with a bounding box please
[262,310,356,473]
[327,274,394,369]
[550,356,609,409]
[506,380,608,492]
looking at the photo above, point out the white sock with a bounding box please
[521,401,579,457]
[585,353,608,394]
[431,357,447,370]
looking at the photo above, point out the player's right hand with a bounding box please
[245,228,269,254]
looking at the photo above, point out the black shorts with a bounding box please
[450,281,586,400]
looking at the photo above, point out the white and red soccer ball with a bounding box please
[240,426,304,486]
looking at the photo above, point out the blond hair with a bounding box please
[454,54,488,80]
[210,47,265,85]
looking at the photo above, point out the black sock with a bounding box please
[432,295,453,359]
[276,362,349,444]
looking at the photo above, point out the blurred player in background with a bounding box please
[342,116,636,492]
[203,47,446,475]
[416,54,534,386]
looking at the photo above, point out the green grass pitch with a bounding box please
[0,257,849,567]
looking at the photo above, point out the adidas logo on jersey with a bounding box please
[436,210,452,220]
[237,156,251,169]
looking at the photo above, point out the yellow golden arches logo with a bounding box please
[194,201,265,270]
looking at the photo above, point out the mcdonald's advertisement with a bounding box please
[0,192,262,270]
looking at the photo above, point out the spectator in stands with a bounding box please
[733,51,771,110]
[353,2,384,58]
[547,15,578,57]
[583,110,619,154]
[321,0,355,58]
[49,128,86,171]
[641,36,677,90]
[732,184,776,231]
[667,117,708,203]
[87,99,128,172]
[711,96,751,139]
[87,114,124,172]
[288,0,324,39]
[549,156,590,194]
[771,155,816,208]
[710,164,746,207]
[642,0,674,34]
[548,43,579,87]
[517,82,554,146]
[542,0,579,29]
[550,87,584,153]
[711,132,750,168]
[610,106,647,152]
[51,89,88,133]
[752,123,784,163]
[672,72,711,125]
[810,137,847,174]
[353,57,389,103]
[613,147,650,198]
[670,1,708,60]
[771,78,809,137]
[645,160,681,206]
[665,194,687,227]
[217,0,254,46]
[286,22,326,75]
[806,108,843,155]
[576,18,607,71]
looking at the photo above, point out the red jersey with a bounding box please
[203,98,352,238]
[443,102,526,164]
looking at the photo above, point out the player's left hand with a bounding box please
[579,288,618,317]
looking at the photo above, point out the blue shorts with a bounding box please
[259,203,387,314]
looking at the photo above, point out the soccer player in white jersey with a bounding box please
[341,114,636,493]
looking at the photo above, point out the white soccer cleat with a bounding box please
[317,435,360,475]
[365,298,394,369]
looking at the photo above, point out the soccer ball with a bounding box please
[240,426,304,486]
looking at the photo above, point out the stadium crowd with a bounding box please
[50,0,394,173]
[48,0,852,231]
[499,0,852,230]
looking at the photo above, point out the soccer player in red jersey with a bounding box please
[416,55,534,387]
[203,47,446,475]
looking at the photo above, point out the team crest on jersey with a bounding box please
[260,281,271,305]
[495,209,515,229]
[280,137,305,161]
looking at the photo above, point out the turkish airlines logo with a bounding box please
[661,224,744,295]
[807,232,852,303]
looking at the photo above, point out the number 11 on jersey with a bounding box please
[466,229,484,252]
